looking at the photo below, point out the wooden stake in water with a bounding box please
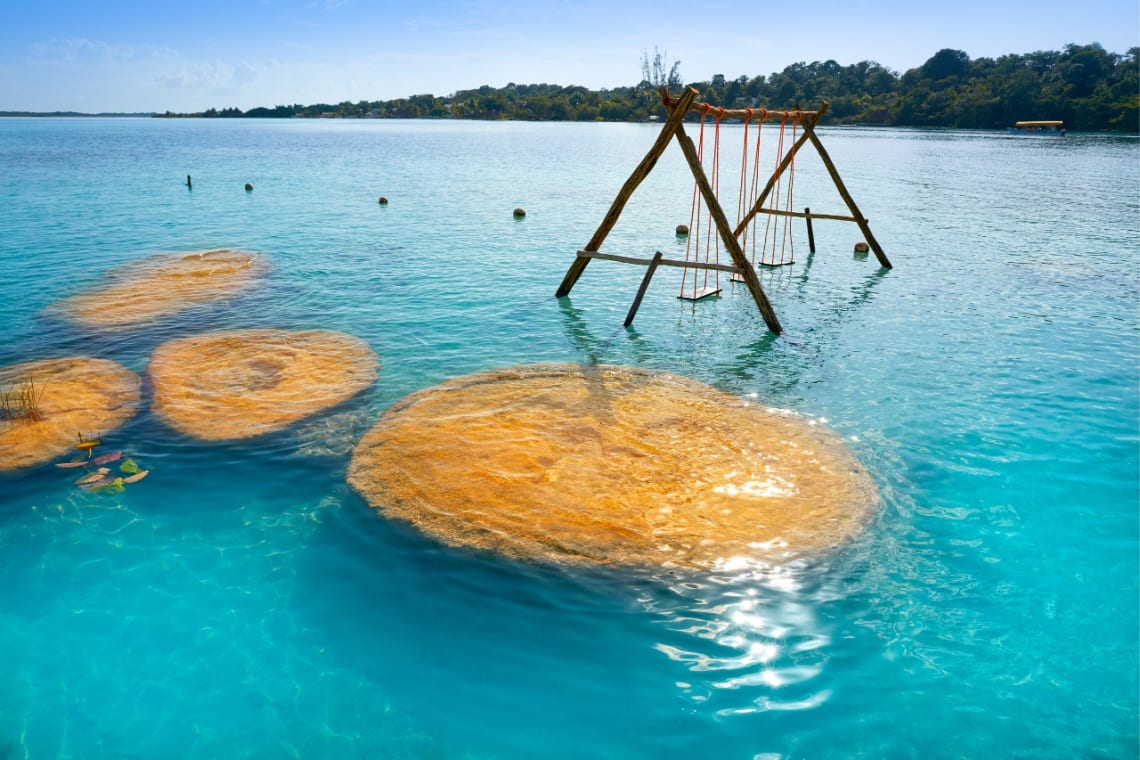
[624,251,663,327]
[805,207,816,254]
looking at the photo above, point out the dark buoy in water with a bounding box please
[244,182,254,192]
[186,174,192,190]
[675,224,689,236]
[853,241,869,257]
[513,207,526,218]
[378,196,388,205]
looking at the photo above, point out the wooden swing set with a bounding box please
[554,87,892,335]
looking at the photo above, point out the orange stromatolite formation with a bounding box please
[148,329,379,440]
[347,364,878,570]
[0,357,140,471]
[54,249,268,328]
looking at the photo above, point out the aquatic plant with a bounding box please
[0,376,46,423]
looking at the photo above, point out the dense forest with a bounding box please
[158,43,1137,132]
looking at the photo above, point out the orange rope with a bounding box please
[736,110,752,260]
[745,110,766,265]
[780,115,799,265]
[761,117,788,266]
[681,106,724,298]
[681,109,707,297]
[703,111,722,294]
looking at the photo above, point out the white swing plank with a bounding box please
[678,286,722,301]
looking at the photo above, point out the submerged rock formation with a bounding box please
[148,329,378,440]
[348,364,878,570]
[53,249,268,328]
[0,357,140,471]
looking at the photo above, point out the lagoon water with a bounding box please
[0,117,1136,758]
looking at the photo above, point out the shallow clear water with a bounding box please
[0,117,1136,759]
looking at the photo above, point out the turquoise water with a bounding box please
[0,117,1137,759]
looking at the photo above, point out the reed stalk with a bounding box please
[0,377,46,423]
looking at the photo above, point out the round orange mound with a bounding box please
[148,329,379,440]
[347,364,878,570]
[54,249,268,328]
[0,357,141,471]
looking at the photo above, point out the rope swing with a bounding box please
[734,111,799,270]
[758,114,798,267]
[737,109,763,269]
[680,105,723,300]
[555,87,894,336]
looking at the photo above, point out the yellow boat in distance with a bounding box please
[1009,120,1066,136]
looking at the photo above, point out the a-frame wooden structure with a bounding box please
[555,87,892,335]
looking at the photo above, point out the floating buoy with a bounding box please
[513,207,526,218]
[244,183,254,192]
[378,196,388,205]
[675,224,689,236]
[854,241,870,255]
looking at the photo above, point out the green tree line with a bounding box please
[157,43,1138,132]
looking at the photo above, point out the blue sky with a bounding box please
[1,0,1136,112]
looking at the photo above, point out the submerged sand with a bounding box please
[53,249,268,328]
[148,329,379,440]
[0,357,141,471]
[347,364,878,570]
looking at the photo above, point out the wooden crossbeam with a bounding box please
[754,208,863,223]
[575,250,745,274]
[662,93,820,123]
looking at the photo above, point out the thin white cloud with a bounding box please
[154,60,260,90]
[30,38,135,64]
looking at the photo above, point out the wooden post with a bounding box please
[799,120,892,269]
[804,207,816,254]
[624,251,663,327]
[672,118,783,334]
[556,88,699,297]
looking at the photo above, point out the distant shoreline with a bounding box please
[3,42,1136,131]
[0,111,156,118]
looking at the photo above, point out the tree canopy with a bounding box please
[157,43,1138,132]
